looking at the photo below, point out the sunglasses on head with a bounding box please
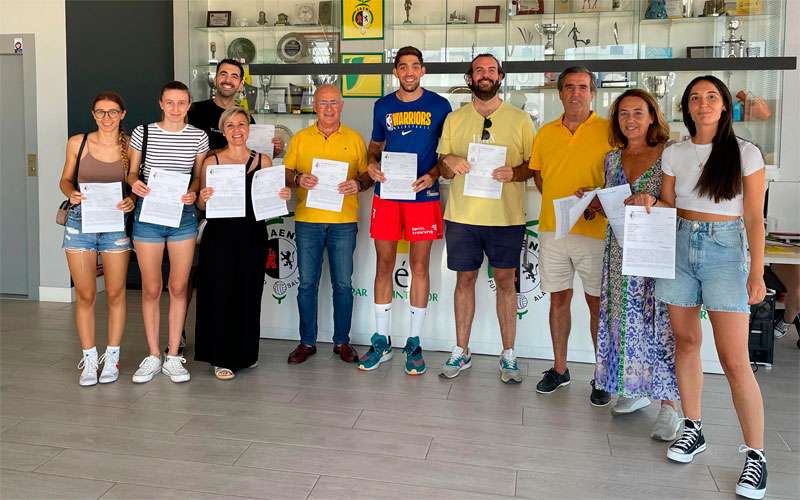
[481,118,492,141]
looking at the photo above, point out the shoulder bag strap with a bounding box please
[139,124,148,181]
[73,133,88,189]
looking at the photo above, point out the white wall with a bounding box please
[1,0,72,301]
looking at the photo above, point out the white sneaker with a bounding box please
[651,405,682,441]
[77,355,99,386]
[611,396,651,415]
[162,355,191,383]
[132,355,162,384]
[98,350,120,384]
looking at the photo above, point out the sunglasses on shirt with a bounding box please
[481,118,492,141]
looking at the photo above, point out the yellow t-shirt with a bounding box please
[437,101,535,227]
[529,112,612,239]
[284,123,368,223]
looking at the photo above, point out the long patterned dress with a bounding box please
[595,149,679,400]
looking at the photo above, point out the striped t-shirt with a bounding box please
[130,123,209,183]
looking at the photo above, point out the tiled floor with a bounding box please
[1,294,798,499]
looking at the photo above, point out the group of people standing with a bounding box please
[59,48,769,499]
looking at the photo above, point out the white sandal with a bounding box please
[213,366,235,380]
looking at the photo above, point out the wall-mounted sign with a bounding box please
[341,0,383,40]
[341,53,383,98]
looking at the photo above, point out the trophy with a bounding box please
[403,0,412,24]
[720,18,747,57]
[568,22,590,48]
[535,22,565,58]
[643,73,676,118]
[207,70,216,97]
[258,75,273,113]
[209,42,218,64]
[257,11,268,25]
[645,0,668,19]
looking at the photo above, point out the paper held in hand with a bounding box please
[246,124,275,159]
[139,170,191,228]
[305,158,349,212]
[552,184,632,241]
[206,164,246,219]
[379,151,417,201]
[621,205,676,279]
[464,142,506,200]
[79,182,124,234]
[252,166,288,221]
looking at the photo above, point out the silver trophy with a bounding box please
[720,18,747,58]
[207,70,217,98]
[258,75,273,113]
[643,72,676,119]
[535,22,565,58]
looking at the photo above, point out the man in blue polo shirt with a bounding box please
[357,46,451,375]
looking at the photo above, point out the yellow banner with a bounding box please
[341,0,383,40]
[341,53,383,98]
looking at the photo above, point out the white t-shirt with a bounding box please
[130,123,209,183]
[661,138,763,216]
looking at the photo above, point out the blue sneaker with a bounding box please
[357,333,392,371]
[439,346,471,379]
[403,336,426,375]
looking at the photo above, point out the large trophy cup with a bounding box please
[643,72,676,119]
[258,75,273,113]
[535,22,565,58]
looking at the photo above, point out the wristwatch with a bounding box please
[294,172,303,187]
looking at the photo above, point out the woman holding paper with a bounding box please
[127,81,209,384]
[583,89,682,440]
[59,91,136,386]
[195,107,290,380]
[639,76,767,499]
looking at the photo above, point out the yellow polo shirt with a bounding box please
[437,101,535,227]
[529,112,612,239]
[284,123,368,223]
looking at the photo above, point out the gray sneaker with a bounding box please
[611,396,651,415]
[498,353,522,384]
[651,405,682,441]
[439,346,471,379]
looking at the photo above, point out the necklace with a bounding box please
[693,142,709,169]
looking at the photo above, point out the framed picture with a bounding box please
[573,0,600,11]
[475,6,501,23]
[206,11,232,27]
[516,0,544,14]
[686,45,716,58]
[341,0,384,40]
[747,41,766,57]
[341,53,383,98]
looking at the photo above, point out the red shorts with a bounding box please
[370,195,443,241]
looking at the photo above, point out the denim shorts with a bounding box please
[132,198,197,243]
[655,217,750,313]
[62,204,132,252]
[445,221,524,271]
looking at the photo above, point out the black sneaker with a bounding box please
[589,379,611,407]
[535,368,571,394]
[735,446,767,499]
[667,418,706,463]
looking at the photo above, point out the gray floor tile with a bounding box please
[0,377,147,409]
[0,441,63,472]
[709,465,800,499]
[777,430,799,452]
[236,442,516,496]
[100,483,259,500]
[0,417,21,433]
[308,476,515,500]
[37,449,317,499]
[0,469,113,500]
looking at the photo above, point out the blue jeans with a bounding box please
[295,222,358,345]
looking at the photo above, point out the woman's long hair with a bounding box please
[91,91,129,174]
[680,75,741,202]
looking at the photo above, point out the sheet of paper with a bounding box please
[79,182,124,233]
[206,164,246,218]
[139,170,191,228]
[305,158,349,212]
[247,124,276,159]
[464,142,506,200]
[252,166,288,221]
[379,151,417,201]
[596,184,633,246]
[553,192,596,239]
[622,206,677,279]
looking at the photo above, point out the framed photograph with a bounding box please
[341,0,384,40]
[206,11,232,27]
[475,6,501,23]
[516,0,544,14]
[341,53,384,98]
[686,45,716,58]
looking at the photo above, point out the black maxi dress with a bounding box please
[195,152,267,370]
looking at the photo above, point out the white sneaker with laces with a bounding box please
[162,355,191,383]
[132,355,162,384]
[611,396,651,415]
[651,405,682,441]
[98,350,120,384]
[77,355,99,386]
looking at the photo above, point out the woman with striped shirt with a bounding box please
[126,81,209,384]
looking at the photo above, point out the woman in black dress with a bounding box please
[195,107,290,379]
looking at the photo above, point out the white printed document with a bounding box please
[305,158,349,212]
[553,192,596,239]
[247,124,276,158]
[379,151,417,201]
[596,184,633,245]
[622,206,676,279]
[140,170,191,228]
[206,164,246,218]
[464,142,506,200]
[252,166,288,221]
[79,182,124,233]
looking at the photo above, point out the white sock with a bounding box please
[375,303,392,338]
[82,346,98,359]
[409,306,427,339]
[105,345,120,356]
[502,348,514,359]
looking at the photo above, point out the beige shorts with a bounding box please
[538,231,605,296]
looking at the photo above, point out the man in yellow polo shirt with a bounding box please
[283,84,372,365]
[529,67,613,405]
[437,54,535,384]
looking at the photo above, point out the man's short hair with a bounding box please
[394,46,423,67]
[216,58,244,78]
[465,53,505,79]
[557,66,596,92]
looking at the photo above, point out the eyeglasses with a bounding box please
[93,109,121,119]
[481,118,492,141]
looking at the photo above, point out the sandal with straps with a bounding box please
[213,366,235,380]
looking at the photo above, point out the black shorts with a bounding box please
[445,221,524,272]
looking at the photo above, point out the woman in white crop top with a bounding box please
[634,75,767,499]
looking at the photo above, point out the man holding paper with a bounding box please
[436,54,535,384]
[284,84,371,365]
[358,46,451,375]
[528,67,613,404]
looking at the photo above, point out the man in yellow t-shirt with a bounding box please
[283,84,372,365]
[528,67,613,403]
[437,54,536,384]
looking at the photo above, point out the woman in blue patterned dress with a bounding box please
[585,89,681,440]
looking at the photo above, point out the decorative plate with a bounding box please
[227,37,257,63]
